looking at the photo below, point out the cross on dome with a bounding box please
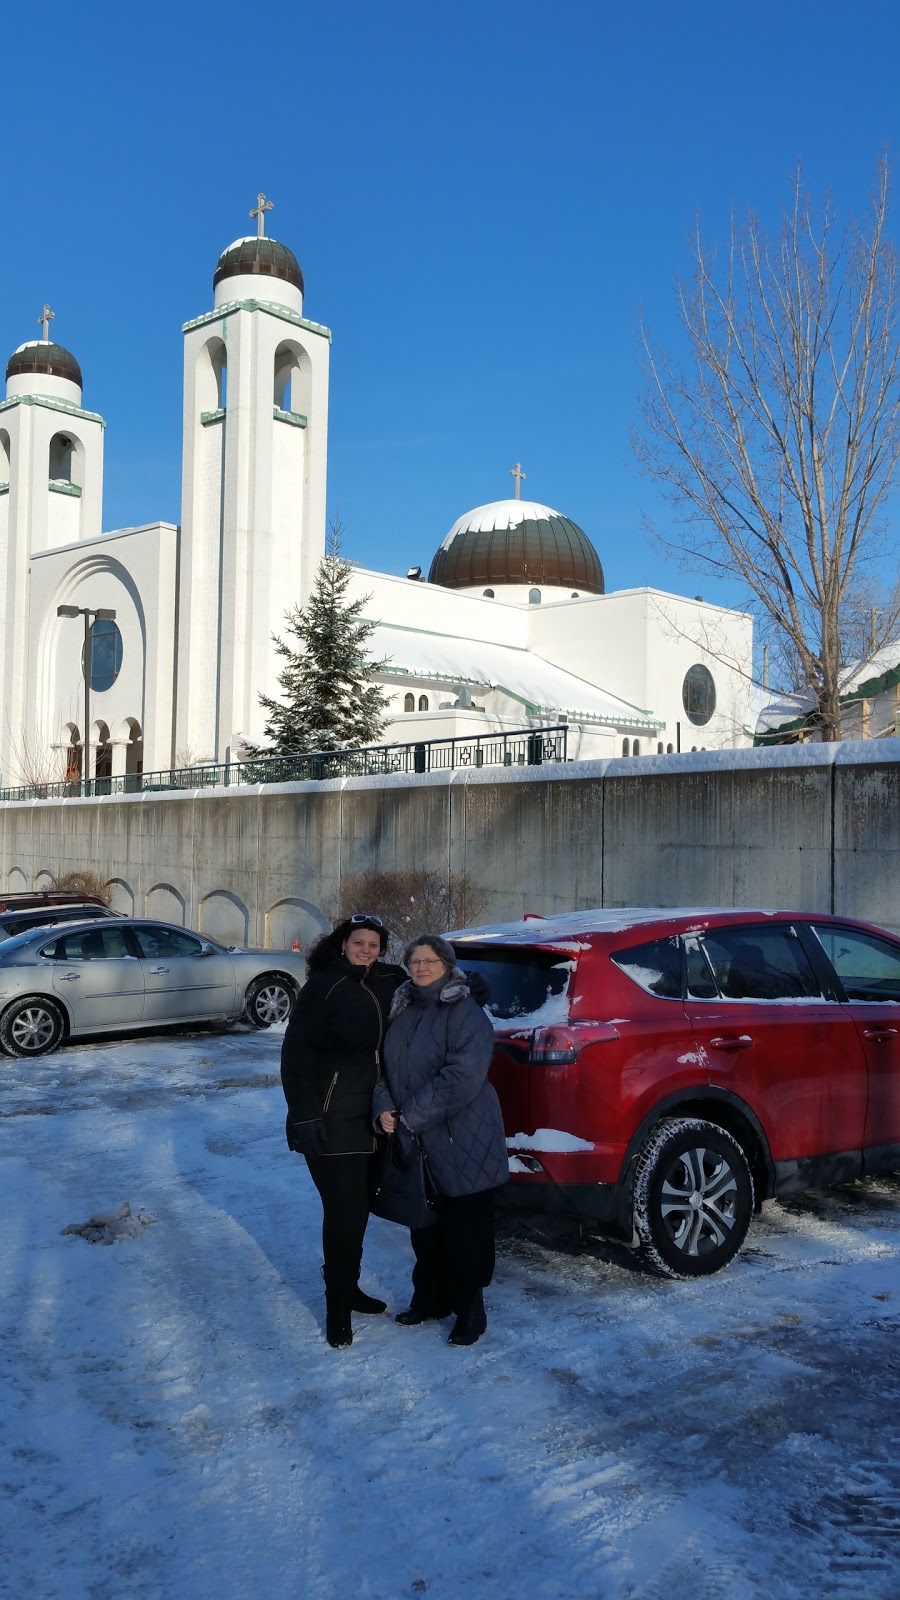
[509,462,526,500]
[38,304,55,341]
[250,193,274,238]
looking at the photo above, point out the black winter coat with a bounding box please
[281,956,406,1156]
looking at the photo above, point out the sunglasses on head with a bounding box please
[349,914,383,927]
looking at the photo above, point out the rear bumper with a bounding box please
[499,1174,634,1241]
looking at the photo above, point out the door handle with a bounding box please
[863,1028,898,1042]
[57,972,81,981]
[147,966,170,975]
[709,1035,753,1051]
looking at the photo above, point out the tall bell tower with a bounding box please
[175,196,331,761]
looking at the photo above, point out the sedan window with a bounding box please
[611,937,682,998]
[40,929,108,962]
[132,926,204,960]
[812,925,900,1002]
[700,926,822,1001]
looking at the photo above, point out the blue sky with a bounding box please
[3,0,899,609]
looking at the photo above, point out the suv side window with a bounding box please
[700,926,822,1001]
[811,925,900,1002]
[611,937,682,998]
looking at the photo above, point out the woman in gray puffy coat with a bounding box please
[373,933,509,1346]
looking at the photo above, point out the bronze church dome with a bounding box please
[6,341,83,388]
[213,236,304,295]
[429,499,605,593]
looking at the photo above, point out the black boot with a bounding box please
[396,1300,452,1326]
[448,1289,487,1346]
[325,1292,353,1348]
[352,1286,387,1315]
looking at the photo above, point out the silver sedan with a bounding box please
[0,918,308,1058]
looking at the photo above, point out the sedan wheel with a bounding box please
[0,996,65,1058]
[244,975,295,1029]
[633,1116,754,1278]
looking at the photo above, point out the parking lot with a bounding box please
[3,1025,900,1599]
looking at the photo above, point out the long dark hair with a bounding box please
[306,916,390,975]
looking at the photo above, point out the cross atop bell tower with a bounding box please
[38,304,55,341]
[249,192,274,238]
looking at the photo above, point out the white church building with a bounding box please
[0,206,755,789]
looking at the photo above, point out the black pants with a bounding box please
[305,1152,373,1298]
[409,1188,497,1315]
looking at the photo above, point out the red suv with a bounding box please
[451,909,900,1278]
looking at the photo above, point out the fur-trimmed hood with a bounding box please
[389,966,471,1020]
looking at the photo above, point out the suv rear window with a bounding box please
[452,946,573,1023]
[611,937,682,998]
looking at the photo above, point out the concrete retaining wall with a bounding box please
[1,741,898,944]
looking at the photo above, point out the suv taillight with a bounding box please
[528,1022,620,1064]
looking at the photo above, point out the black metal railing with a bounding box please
[0,726,568,804]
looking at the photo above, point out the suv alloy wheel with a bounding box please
[633,1117,754,1278]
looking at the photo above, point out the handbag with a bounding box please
[369,1125,438,1230]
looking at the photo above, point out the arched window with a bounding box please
[633,739,641,756]
[274,340,312,415]
[49,433,74,483]
[528,588,541,605]
[418,695,429,711]
[483,588,494,598]
[0,428,10,488]
[666,743,674,754]
[198,337,227,413]
[571,592,580,598]
[622,738,630,757]
[404,693,415,713]
[64,725,82,785]
[657,742,664,754]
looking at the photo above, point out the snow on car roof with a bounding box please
[449,907,799,946]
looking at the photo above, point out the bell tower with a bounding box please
[0,310,105,783]
[175,197,331,761]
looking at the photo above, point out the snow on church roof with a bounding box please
[369,622,661,729]
[438,499,564,547]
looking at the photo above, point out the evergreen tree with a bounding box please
[257,527,389,753]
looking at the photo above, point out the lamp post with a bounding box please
[57,605,116,796]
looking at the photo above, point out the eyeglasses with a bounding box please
[410,957,444,968]
[350,914,383,927]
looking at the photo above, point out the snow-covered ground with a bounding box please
[3,1025,900,1600]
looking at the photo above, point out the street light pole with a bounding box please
[57,605,117,797]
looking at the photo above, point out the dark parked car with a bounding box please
[0,904,119,942]
[0,919,307,1057]
[451,908,900,1277]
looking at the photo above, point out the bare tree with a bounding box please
[635,160,900,738]
[49,870,113,906]
[335,868,488,960]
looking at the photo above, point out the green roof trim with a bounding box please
[0,394,105,427]
[48,480,82,497]
[200,408,226,426]
[0,483,8,496]
[273,407,307,428]
[755,661,900,744]
[183,300,332,343]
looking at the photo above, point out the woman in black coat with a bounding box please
[281,915,405,1348]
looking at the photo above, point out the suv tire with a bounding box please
[634,1116,754,1278]
[0,996,65,1058]
[243,974,295,1029]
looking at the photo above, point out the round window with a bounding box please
[682,663,716,726]
[83,618,123,692]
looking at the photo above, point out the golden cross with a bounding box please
[38,304,55,341]
[250,193,274,238]
[509,462,526,500]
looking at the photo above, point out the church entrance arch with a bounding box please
[92,720,112,793]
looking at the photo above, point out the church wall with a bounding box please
[348,568,528,649]
[1,744,897,948]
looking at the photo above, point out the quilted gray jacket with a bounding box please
[373,968,509,1198]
